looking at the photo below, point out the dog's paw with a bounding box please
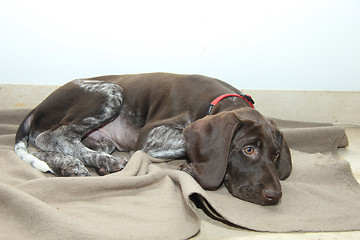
[32,151,90,177]
[178,163,194,177]
[60,160,90,177]
[96,155,128,176]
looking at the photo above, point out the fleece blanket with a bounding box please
[1,109,360,240]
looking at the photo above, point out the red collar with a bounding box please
[206,93,255,115]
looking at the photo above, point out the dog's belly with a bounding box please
[87,115,141,151]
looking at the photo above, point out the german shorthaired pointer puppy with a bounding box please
[15,73,292,205]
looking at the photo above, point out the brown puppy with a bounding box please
[15,73,291,205]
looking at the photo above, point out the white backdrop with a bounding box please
[0,0,359,91]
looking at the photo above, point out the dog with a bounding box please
[15,73,292,205]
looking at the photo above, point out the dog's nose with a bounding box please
[263,189,282,205]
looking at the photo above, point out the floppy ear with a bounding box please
[276,133,292,180]
[183,112,241,190]
[268,119,292,180]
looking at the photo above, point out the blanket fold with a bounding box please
[1,109,360,240]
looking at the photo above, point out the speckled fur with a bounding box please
[27,79,127,176]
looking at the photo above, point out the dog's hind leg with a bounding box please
[35,126,128,176]
[82,136,116,154]
[32,79,127,176]
[32,151,90,177]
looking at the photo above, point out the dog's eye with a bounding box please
[243,146,255,155]
[274,152,280,161]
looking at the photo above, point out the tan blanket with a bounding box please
[1,109,360,240]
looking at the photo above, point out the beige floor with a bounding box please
[1,84,360,239]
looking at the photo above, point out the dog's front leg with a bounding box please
[136,116,190,159]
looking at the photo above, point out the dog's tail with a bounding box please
[14,112,53,173]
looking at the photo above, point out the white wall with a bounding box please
[0,0,359,91]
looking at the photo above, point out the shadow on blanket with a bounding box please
[1,109,360,240]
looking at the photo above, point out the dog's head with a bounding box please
[183,108,292,205]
